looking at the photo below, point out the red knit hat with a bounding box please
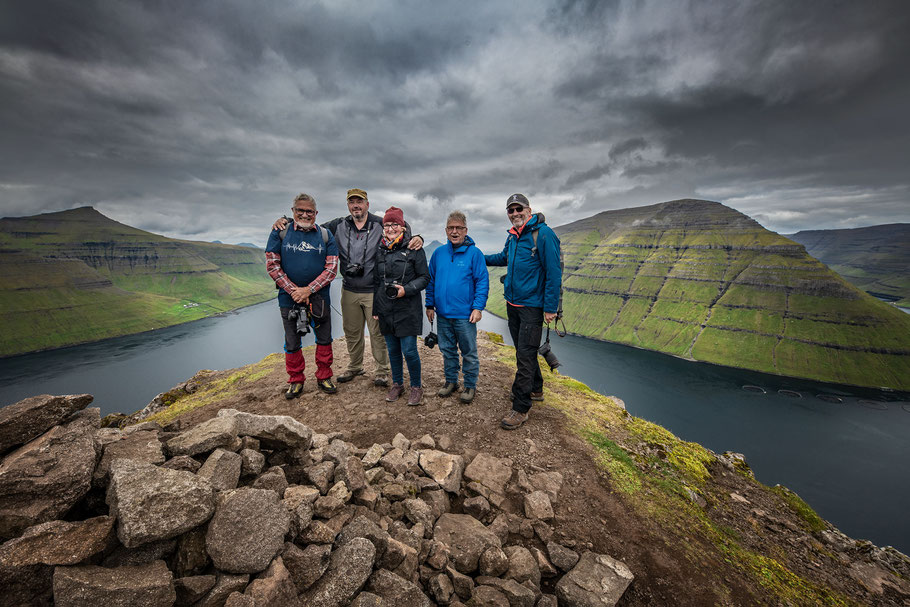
[383,206,405,226]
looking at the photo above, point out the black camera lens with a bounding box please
[346,264,365,278]
[385,284,400,298]
[538,341,560,371]
[424,332,438,348]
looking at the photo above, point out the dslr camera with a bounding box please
[286,306,311,337]
[385,283,401,298]
[424,331,438,349]
[538,340,560,371]
[345,263,365,278]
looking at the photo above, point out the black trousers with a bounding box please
[507,304,543,414]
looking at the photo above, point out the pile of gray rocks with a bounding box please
[0,393,634,606]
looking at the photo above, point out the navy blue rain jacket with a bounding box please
[485,213,562,313]
[425,235,490,319]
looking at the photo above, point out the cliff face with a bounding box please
[0,207,275,357]
[786,223,910,307]
[486,199,910,390]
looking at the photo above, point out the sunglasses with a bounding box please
[507,206,525,215]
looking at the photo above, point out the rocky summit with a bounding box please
[488,199,910,390]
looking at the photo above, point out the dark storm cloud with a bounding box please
[1,0,908,250]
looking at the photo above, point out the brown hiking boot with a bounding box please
[386,383,404,402]
[459,388,476,403]
[530,391,544,401]
[337,369,364,383]
[437,382,458,397]
[407,386,424,406]
[501,410,529,430]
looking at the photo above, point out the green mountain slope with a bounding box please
[485,199,910,390]
[0,207,275,356]
[786,224,910,307]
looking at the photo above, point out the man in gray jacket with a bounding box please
[274,188,422,386]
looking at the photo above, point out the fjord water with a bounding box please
[1,289,908,554]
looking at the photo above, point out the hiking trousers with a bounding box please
[341,288,390,375]
[507,304,543,414]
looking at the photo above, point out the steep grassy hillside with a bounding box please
[0,207,275,356]
[786,224,910,307]
[486,200,910,390]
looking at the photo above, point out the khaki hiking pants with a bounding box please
[340,288,390,376]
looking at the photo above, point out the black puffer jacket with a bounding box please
[373,239,429,337]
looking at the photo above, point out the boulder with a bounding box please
[239,448,265,477]
[197,449,243,491]
[107,459,215,548]
[174,574,216,605]
[479,546,509,577]
[0,561,54,606]
[403,498,436,532]
[433,513,502,574]
[523,491,554,521]
[251,466,289,497]
[529,471,563,504]
[166,415,238,457]
[429,572,454,604]
[0,516,114,567]
[446,565,474,600]
[94,430,165,484]
[0,409,99,539]
[52,560,175,606]
[0,393,92,454]
[196,572,250,607]
[217,408,313,450]
[173,528,210,577]
[362,444,385,467]
[206,488,290,573]
[306,461,337,494]
[391,433,410,451]
[366,568,432,607]
[283,542,332,591]
[463,496,492,522]
[504,545,541,587]
[555,551,634,607]
[546,542,579,572]
[161,455,202,473]
[379,448,419,476]
[335,455,368,492]
[418,450,465,494]
[242,556,298,605]
[463,453,513,495]
[299,537,376,607]
[325,438,353,465]
[474,576,536,607]
[470,585,510,607]
[337,516,391,559]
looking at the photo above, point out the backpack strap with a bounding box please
[279,223,329,246]
[531,230,538,257]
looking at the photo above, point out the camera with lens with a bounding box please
[424,331,438,349]
[538,340,560,371]
[287,306,311,336]
[345,264,365,278]
[385,283,401,298]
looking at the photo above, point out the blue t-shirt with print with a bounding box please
[266,225,338,309]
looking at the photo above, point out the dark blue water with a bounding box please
[1,285,908,554]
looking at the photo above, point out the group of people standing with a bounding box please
[265,189,561,431]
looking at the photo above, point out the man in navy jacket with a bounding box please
[425,211,490,404]
[485,193,561,430]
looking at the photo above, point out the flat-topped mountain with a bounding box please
[786,223,910,307]
[0,207,275,357]
[486,199,910,390]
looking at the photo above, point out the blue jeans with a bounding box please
[437,316,479,389]
[385,335,421,387]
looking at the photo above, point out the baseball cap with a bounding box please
[347,188,368,200]
[506,193,530,208]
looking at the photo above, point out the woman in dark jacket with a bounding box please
[373,207,429,405]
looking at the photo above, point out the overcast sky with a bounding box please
[1,0,908,252]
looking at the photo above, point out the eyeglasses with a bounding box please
[383,224,402,230]
[446,226,467,232]
[292,208,316,216]
[506,206,525,215]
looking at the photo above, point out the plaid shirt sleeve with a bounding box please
[308,255,338,293]
[266,251,297,295]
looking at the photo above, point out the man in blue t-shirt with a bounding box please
[266,193,340,398]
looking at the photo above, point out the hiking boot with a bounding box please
[437,382,458,398]
[337,369,364,383]
[501,410,529,430]
[459,388,476,404]
[373,375,390,387]
[284,383,303,399]
[317,378,337,394]
[530,391,544,402]
[386,383,404,402]
[407,387,424,406]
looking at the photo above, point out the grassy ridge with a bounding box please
[786,224,910,307]
[0,207,276,356]
[485,199,910,390]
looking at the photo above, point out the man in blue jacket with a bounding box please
[426,211,490,404]
[485,193,561,430]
